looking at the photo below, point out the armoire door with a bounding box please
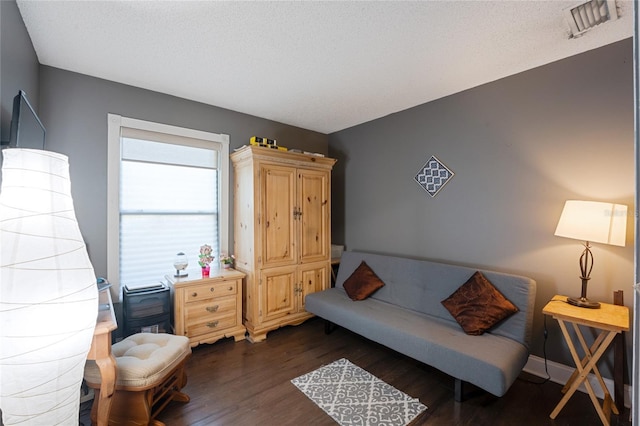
[260,164,296,268]
[298,262,329,313]
[259,266,296,323]
[298,168,330,264]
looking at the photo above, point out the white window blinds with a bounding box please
[108,115,229,293]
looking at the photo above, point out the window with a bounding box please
[107,114,229,295]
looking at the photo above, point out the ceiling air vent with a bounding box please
[563,0,618,38]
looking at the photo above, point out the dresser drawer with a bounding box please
[185,311,237,338]
[184,295,236,323]
[185,280,237,302]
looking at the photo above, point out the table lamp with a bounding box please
[0,149,98,424]
[554,200,627,308]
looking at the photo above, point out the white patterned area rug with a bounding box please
[291,358,427,426]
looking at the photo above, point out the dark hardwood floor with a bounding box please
[80,318,630,425]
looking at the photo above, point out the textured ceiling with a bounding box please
[16,1,634,134]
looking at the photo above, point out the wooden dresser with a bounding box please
[169,269,246,347]
[231,145,336,342]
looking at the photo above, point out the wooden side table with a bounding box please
[543,295,629,426]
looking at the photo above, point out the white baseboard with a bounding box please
[523,354,632,409]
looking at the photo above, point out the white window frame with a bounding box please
[107,113,229,297]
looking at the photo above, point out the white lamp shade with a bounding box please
[554,200,627,247]
[0,149,98,425]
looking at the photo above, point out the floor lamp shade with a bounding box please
[0,149,98,425]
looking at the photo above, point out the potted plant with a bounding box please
[220,253,235,269]
[198,244,214,277]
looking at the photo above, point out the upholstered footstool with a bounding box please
[84,333,191,426]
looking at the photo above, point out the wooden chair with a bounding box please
[84,333,191,426]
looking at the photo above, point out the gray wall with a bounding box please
[1,0,39,143]
[38,65,328,280]
[329,38,635,380]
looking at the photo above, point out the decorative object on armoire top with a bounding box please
[173,252,189,277]
[554,200,627,309]
[249,135,288,151]
[0,149,99,425]
[414,155,454,197]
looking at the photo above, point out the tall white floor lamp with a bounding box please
[0,149,98,425]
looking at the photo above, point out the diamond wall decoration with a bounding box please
[414,155,454,197]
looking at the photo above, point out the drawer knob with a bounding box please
[228,286,233,291]
[206,320,219,328]
[191,292,198,297]
[210,287,215,292]
[206,305,219,313]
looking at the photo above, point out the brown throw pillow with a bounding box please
[342,261,385,301]
[441,271,518,335]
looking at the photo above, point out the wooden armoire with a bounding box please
[231,145,336,342]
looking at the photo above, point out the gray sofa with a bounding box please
[305,251,537,400]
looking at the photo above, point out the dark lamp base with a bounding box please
[567,296,600,309]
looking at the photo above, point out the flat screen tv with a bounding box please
[7,90,46,150]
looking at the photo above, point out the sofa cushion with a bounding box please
[342,261,385,300]
[441,271,519,335]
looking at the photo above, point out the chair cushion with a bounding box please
[84,333,191,389]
